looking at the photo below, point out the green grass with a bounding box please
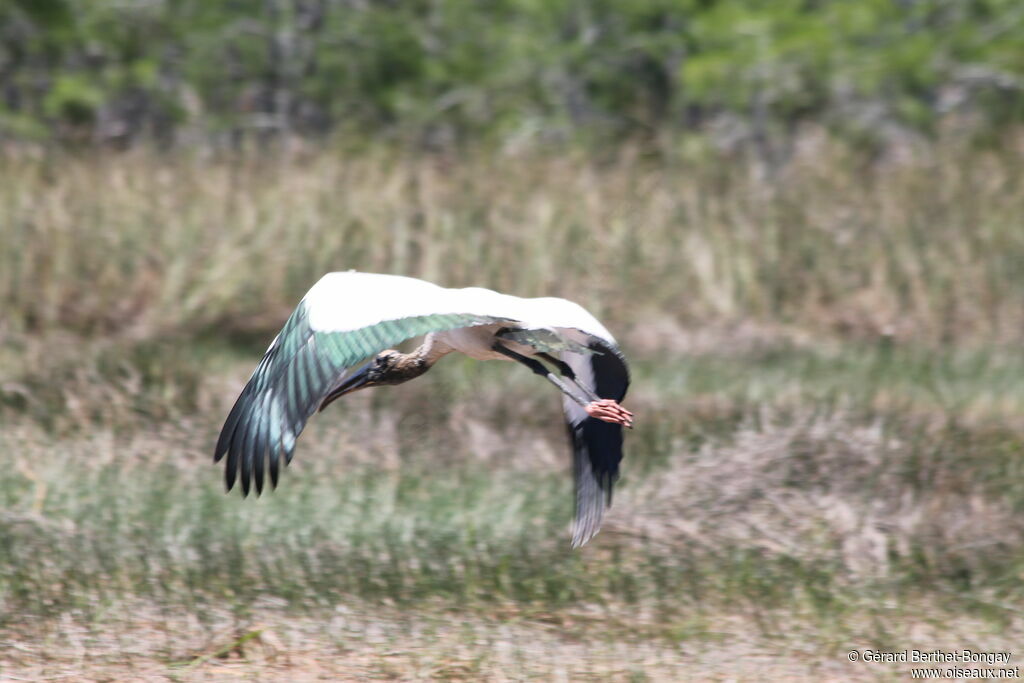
[3,347,1022,620]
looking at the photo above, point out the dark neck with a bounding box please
[382,333,453,385]
[384,352,431,384]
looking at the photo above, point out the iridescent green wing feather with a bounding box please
[214,302,502,496]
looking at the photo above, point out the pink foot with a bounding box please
[585,399,634,428]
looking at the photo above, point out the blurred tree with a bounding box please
[0,0,1020,149]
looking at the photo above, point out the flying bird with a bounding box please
[214,271,632,547]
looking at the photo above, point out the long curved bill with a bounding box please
[318,360,375,411]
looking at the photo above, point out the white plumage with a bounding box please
[304,271,617,344]
[215,271,632,547]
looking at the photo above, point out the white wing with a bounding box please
[304,271,617,344]
[214,271,623,500]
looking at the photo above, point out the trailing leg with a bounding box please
[536,352,601,403]
[493,344,632,427]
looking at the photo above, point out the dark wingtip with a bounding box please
[215,391,248,464]
[254,458,264,496]
[567,411,625,549]
[239,448,251,496]
[253,436,265,497]
[225,451,237,491]
[269,453,280,489]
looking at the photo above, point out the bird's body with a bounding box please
[215,271,632,547]
[428,325,516,362]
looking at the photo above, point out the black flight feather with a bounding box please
[213,304,504,494]
[567,339,630,548]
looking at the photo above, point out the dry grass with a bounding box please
[4,596,1018,681]
[617,409,1024,583]
[2,135,1023,347]
[2,137,1024,678]
[3,385,1023,679]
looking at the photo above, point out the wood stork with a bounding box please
[214,271,632,547]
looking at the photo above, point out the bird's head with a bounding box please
[365,350,406,385]
[330,350,424,400]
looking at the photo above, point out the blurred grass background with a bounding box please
[2,0,1024,679]
[1,140,1023,679]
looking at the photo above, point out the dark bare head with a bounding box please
[318,349,431,411]
[366,349,429,385]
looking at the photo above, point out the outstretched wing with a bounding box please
[559,338,630,548]
[214,274,506,496]
[215,270,630,544]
